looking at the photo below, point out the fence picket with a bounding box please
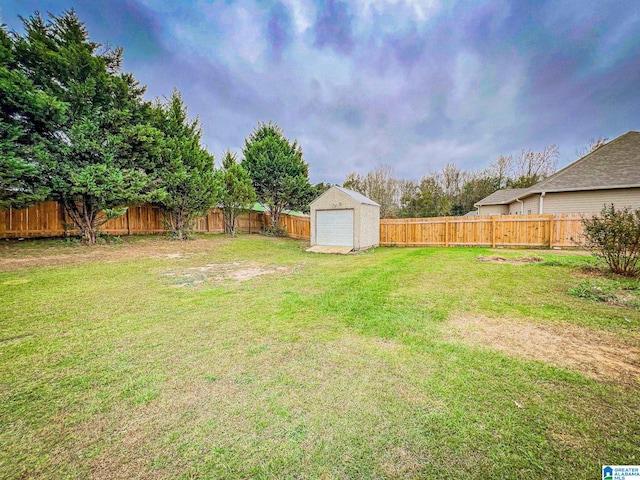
[378,214,584,248]
[0,202,585,248]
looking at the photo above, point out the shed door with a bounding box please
[316,209,354,247]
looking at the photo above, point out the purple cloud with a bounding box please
[314,0,354,54]
[2,0,640,183]
[267,2,292,61]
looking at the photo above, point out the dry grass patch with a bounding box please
[447,316,640,385]
[488,248,590,257]
[163,262,293,287]
[0,236,232,270]
[477,255,544,264]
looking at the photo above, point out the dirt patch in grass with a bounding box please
[489,248,590,257]
[447,316,640,386]
[0,237,230,270]
[477,255,544,264]
[164,262,292,287]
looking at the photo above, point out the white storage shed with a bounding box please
[310,186,380,251]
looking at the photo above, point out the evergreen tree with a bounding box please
[11,10,164,243]
[153,90,219,240]
[241,122,312,234]
[217,150,256,236]
[0,22,64,209]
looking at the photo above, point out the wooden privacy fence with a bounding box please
[379,214,584,248]
[278,214,311,239]
[1,202,584,248]
[0,201,272,238]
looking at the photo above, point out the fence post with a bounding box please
[549,215,554,248]
[404,218,408,245]
[491,216,496,248]
[126,208,131,236]
[445,218,449,247]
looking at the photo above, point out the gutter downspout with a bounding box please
[515,198,524,215]
[539,192,545,214]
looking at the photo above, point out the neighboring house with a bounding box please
[475,131,640,216]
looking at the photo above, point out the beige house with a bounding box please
[310,186,380,250]
[475,131,640,216]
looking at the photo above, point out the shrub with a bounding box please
[96,234,123,245]
[581,205,640,277]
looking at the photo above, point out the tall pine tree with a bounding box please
[11,10,164,243]
[241,122,312,234]
[152,90,220,240]
[217,150,255,236]
[0,22,64,209]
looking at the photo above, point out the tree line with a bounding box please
[342,145,559,219]
[343,138,606,219]
[0,10,315,243]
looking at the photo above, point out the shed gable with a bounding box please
[311,188,360,210]
[310,186,380,250]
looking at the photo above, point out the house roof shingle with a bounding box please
[528,131,640,194]
[475,131,640,207]
[475,187,532,206]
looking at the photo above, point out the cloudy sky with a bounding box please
[2,0,640,183]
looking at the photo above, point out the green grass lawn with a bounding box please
[1,235,639,479]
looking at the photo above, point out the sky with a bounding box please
[2,0,640,184]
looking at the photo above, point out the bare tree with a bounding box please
[515,145,558,180]
[439,163,466,198]
[507,145,559,188]
[364,165,399,218]
[342,164,399,218]
[487,155,513,189]
[575,136,609,158]
[346,145,559,219]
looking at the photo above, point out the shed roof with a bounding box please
[313,186,380,206]
[334,186,380,206]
